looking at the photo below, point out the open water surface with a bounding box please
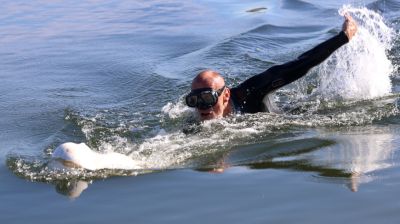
[1,0,400,223]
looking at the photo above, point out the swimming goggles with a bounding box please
[185,86,226,109]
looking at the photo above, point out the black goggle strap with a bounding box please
[215,86,225,96]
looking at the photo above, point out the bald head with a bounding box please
[191,70,225,90]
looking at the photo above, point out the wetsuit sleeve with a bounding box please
[232,31,349,113]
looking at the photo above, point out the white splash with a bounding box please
[315,5,395,100]
[161,100,195,119]
[51,142,144,170]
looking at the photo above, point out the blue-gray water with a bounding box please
[1,0,400,223]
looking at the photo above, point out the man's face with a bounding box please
[191,83,230,121]
[188,70,231,121]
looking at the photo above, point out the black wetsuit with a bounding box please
[230,31,349,113]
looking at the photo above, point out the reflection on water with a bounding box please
[55,180,90,199]
[320,133,393,174]
[312,131,395,192]
[224,129,395,192]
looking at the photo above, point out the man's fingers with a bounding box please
[344,13,354,23]
[342,13,357,40]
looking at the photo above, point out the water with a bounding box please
[1,0,400,223]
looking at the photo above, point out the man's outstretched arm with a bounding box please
[233,15,358,108]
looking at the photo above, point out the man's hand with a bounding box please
[342,14,358,40]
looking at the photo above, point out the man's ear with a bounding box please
[223,88,230,104]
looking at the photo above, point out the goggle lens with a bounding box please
[200,92,215,104]
[186,95,198,107]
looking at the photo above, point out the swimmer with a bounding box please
[185,15,358,120]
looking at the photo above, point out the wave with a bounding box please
[281,0,320,11]
[368,0,400,13]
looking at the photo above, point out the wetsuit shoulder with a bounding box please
[232,31,349,114]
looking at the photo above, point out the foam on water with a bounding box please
[161,100,195,120]
[7,92,400,182]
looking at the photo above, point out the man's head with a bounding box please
[186,70,231,120]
